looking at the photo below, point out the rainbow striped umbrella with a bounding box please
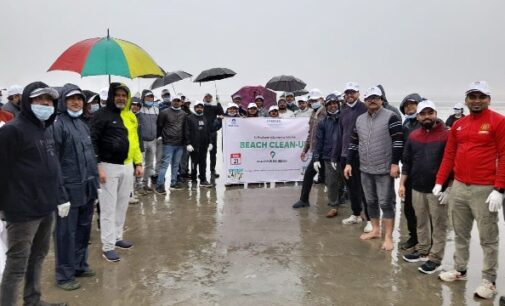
[48,34,164,79]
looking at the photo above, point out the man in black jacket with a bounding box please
[203,93,224,178]
[0,82,68,306]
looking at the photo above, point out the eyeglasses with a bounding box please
[467,93,489,100]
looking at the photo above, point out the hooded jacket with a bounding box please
[52,84,99,207]
[0,81,68,222]
[314,111,342,162]
[377,84,402,118]
[2,100,21,117]
[137,89,159,141]
[90,83,142,165]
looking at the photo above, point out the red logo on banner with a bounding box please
[230,153,242,165]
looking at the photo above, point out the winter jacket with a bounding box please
[90,83,143,165]
[157,107,187,145]
[185,113,221,151]
[2,100,21,117]
[0,81,67,222]
[445,114,465,128]
[377,84,402,118]
[402,120,449,193]
[314,113,342,162]
[335,100,367,161]
[137,105,158,141]
[287,103,299,112]
[52,84,99,207]
[403,117,421,140]
[303,106,327,155]
[436,109,505,188]
[399,93,422,115]
[204,103,224,132]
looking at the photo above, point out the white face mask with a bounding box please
[311,102,321,109]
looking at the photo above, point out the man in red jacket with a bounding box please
[434,81,505,300]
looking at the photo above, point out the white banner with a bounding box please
[222,117,311,184]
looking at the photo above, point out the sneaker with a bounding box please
[438,270,467,282]
[155,186,166,195]
[115,240,134,249]
[400,237,418,250]
[128,195,139,204]
[102,250,120,262]
[418,260,441,274]
[76,269,96,277]
[56,280,81,291]
[403,251,429,263]
[363,221,373,233]
[170,183,183,190]
[474,279,497,299]
[292,200,310,209]
[199,181,213,187]
[342,215,362,225]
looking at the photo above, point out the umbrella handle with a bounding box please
[214,81,219,102]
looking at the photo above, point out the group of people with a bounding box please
[0,78,504,305]
[292,81,505,301]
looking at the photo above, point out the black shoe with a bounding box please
[403,251,429,263]
[418,260,441,274]
[211,172,220,178]
[155,186,166,195]
[150,175,158,185]
[115,240,134,249]
[38,301,68,306]
[76,269,96,277]
[170,183,183,190]
[338,194,346,204]
[499,296,505,306]
[292,200,310,209]
[313,178,323,184]
[400,237,418,250]
[200,181,213,187]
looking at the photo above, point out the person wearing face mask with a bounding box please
[155,95,187,193]
[82,91,100,125]
[398,93,422,251]
[0,82,69,306]
[445,102,465,129]
[137,90,159,194]
[158,89,172,111]
[313,94,344,218]
[292,89,327,209]
[285,92,299,112]
[3,85,23,118]
[90,82,143,263]
[398,100,450,275]
[203,93,224,178]
[51,84,99,291]
[185,101,221,187]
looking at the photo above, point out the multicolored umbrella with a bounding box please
[48,34,164,79]
[231,86,277,110]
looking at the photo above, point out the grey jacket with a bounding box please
[2,101,20,117]
[303,107,327,154]
[137,105,158,141]
[157,107,187,145]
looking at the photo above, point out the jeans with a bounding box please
[360,172,395,219]
[54,200,94,284]
[299,158,325,203]
[1,214,53,306]
[157,144,184,186]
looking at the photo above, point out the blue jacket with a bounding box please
[314,112,342,162]
[52,84,99,207]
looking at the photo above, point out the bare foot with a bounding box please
[381,238,394,251]
[360,231,380,240]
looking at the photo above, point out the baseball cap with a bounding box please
[161,89,171,96]
[65,89,85,98]
[226,102,239,111]
[344,82,360,92]
[325,94,339,104]
[255,95,264,101]
[285,92,294,97]
[144,91,154,97]
[363,86,383,100]
[7,85,23,97]
[194,100,204,107]
[417,100,437,113]
[268,105,279,112]
[172,94,183,101]
[308,88,323,100]
[453,102,464,109]
[466,81,491,96]
[232,94,241,100]
[247,102,257,109]
[29,87,60,100]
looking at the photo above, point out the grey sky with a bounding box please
[2,0,505,104]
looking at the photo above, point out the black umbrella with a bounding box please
[293,89,309,97]
[266,75,306,92]
[150,70,192,90]
[194,68,236,83]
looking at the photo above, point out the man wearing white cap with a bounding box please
[399,100,450,274]
[3,85,23,117]
[246,103,259,117]
[285,92,299,112]
[436,81,505,299]
[254,95,268,117]
[344,86,403,251]
[445,102,465,129]
[232,94,247,117]
[294,98,311,117]
[224,103,240,117]
[277,97,295,118]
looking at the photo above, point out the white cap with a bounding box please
[232,94,241,100]
[344,82,360,92]
[453,102,464,109]
[226,102,239,111]
[247,102,257,109]
[332,90,342,97]
[29,87,59,100]
[268,105,279,112]
[193,100,204,107]
[285,92,294,97]
[172,94,183,101]
[161,89,171,96]
[363,86,383,99]
[7,85,23,97]
[255,95,264,101]
[308,88,323,100]
[99,88,108,100]
[466,81,491,96]
[417,100,437,113]
[65,89,84,98]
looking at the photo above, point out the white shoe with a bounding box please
[438,270,467,282]
[474,279,497,299]
[129,196,139,204]
[342,215,363,225]
[363,221,373,233]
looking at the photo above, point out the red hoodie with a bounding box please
[436,108,505,188]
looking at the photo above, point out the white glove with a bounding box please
[186,145,194,152]
[208,144,213,151]
[313,161,321,172]
[331,162,338,171]
[438,187,451,205]
[485,190,504,212]
[57,202,71,218]
[432,184,442,196]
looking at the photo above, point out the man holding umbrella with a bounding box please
[203,93,224,178]
[285,92,299,112]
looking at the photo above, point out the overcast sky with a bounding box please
[1,0,505,105]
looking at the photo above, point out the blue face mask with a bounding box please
[90,104,100,113]
[311,102,321,109]
[405,113,417,119]
[144,101,154,107]
[67,109,83,118]
[31,104,54,121]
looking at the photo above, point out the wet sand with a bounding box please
[39,182,504,306]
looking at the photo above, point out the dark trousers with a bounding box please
[54,201,94,284]
[190,147,208,181]
[299,158,325,203]
[179,150,190,177]
[209,132,217,173]
[403,179,417,240]
[341,158,369,220]
[1,214,53,306]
